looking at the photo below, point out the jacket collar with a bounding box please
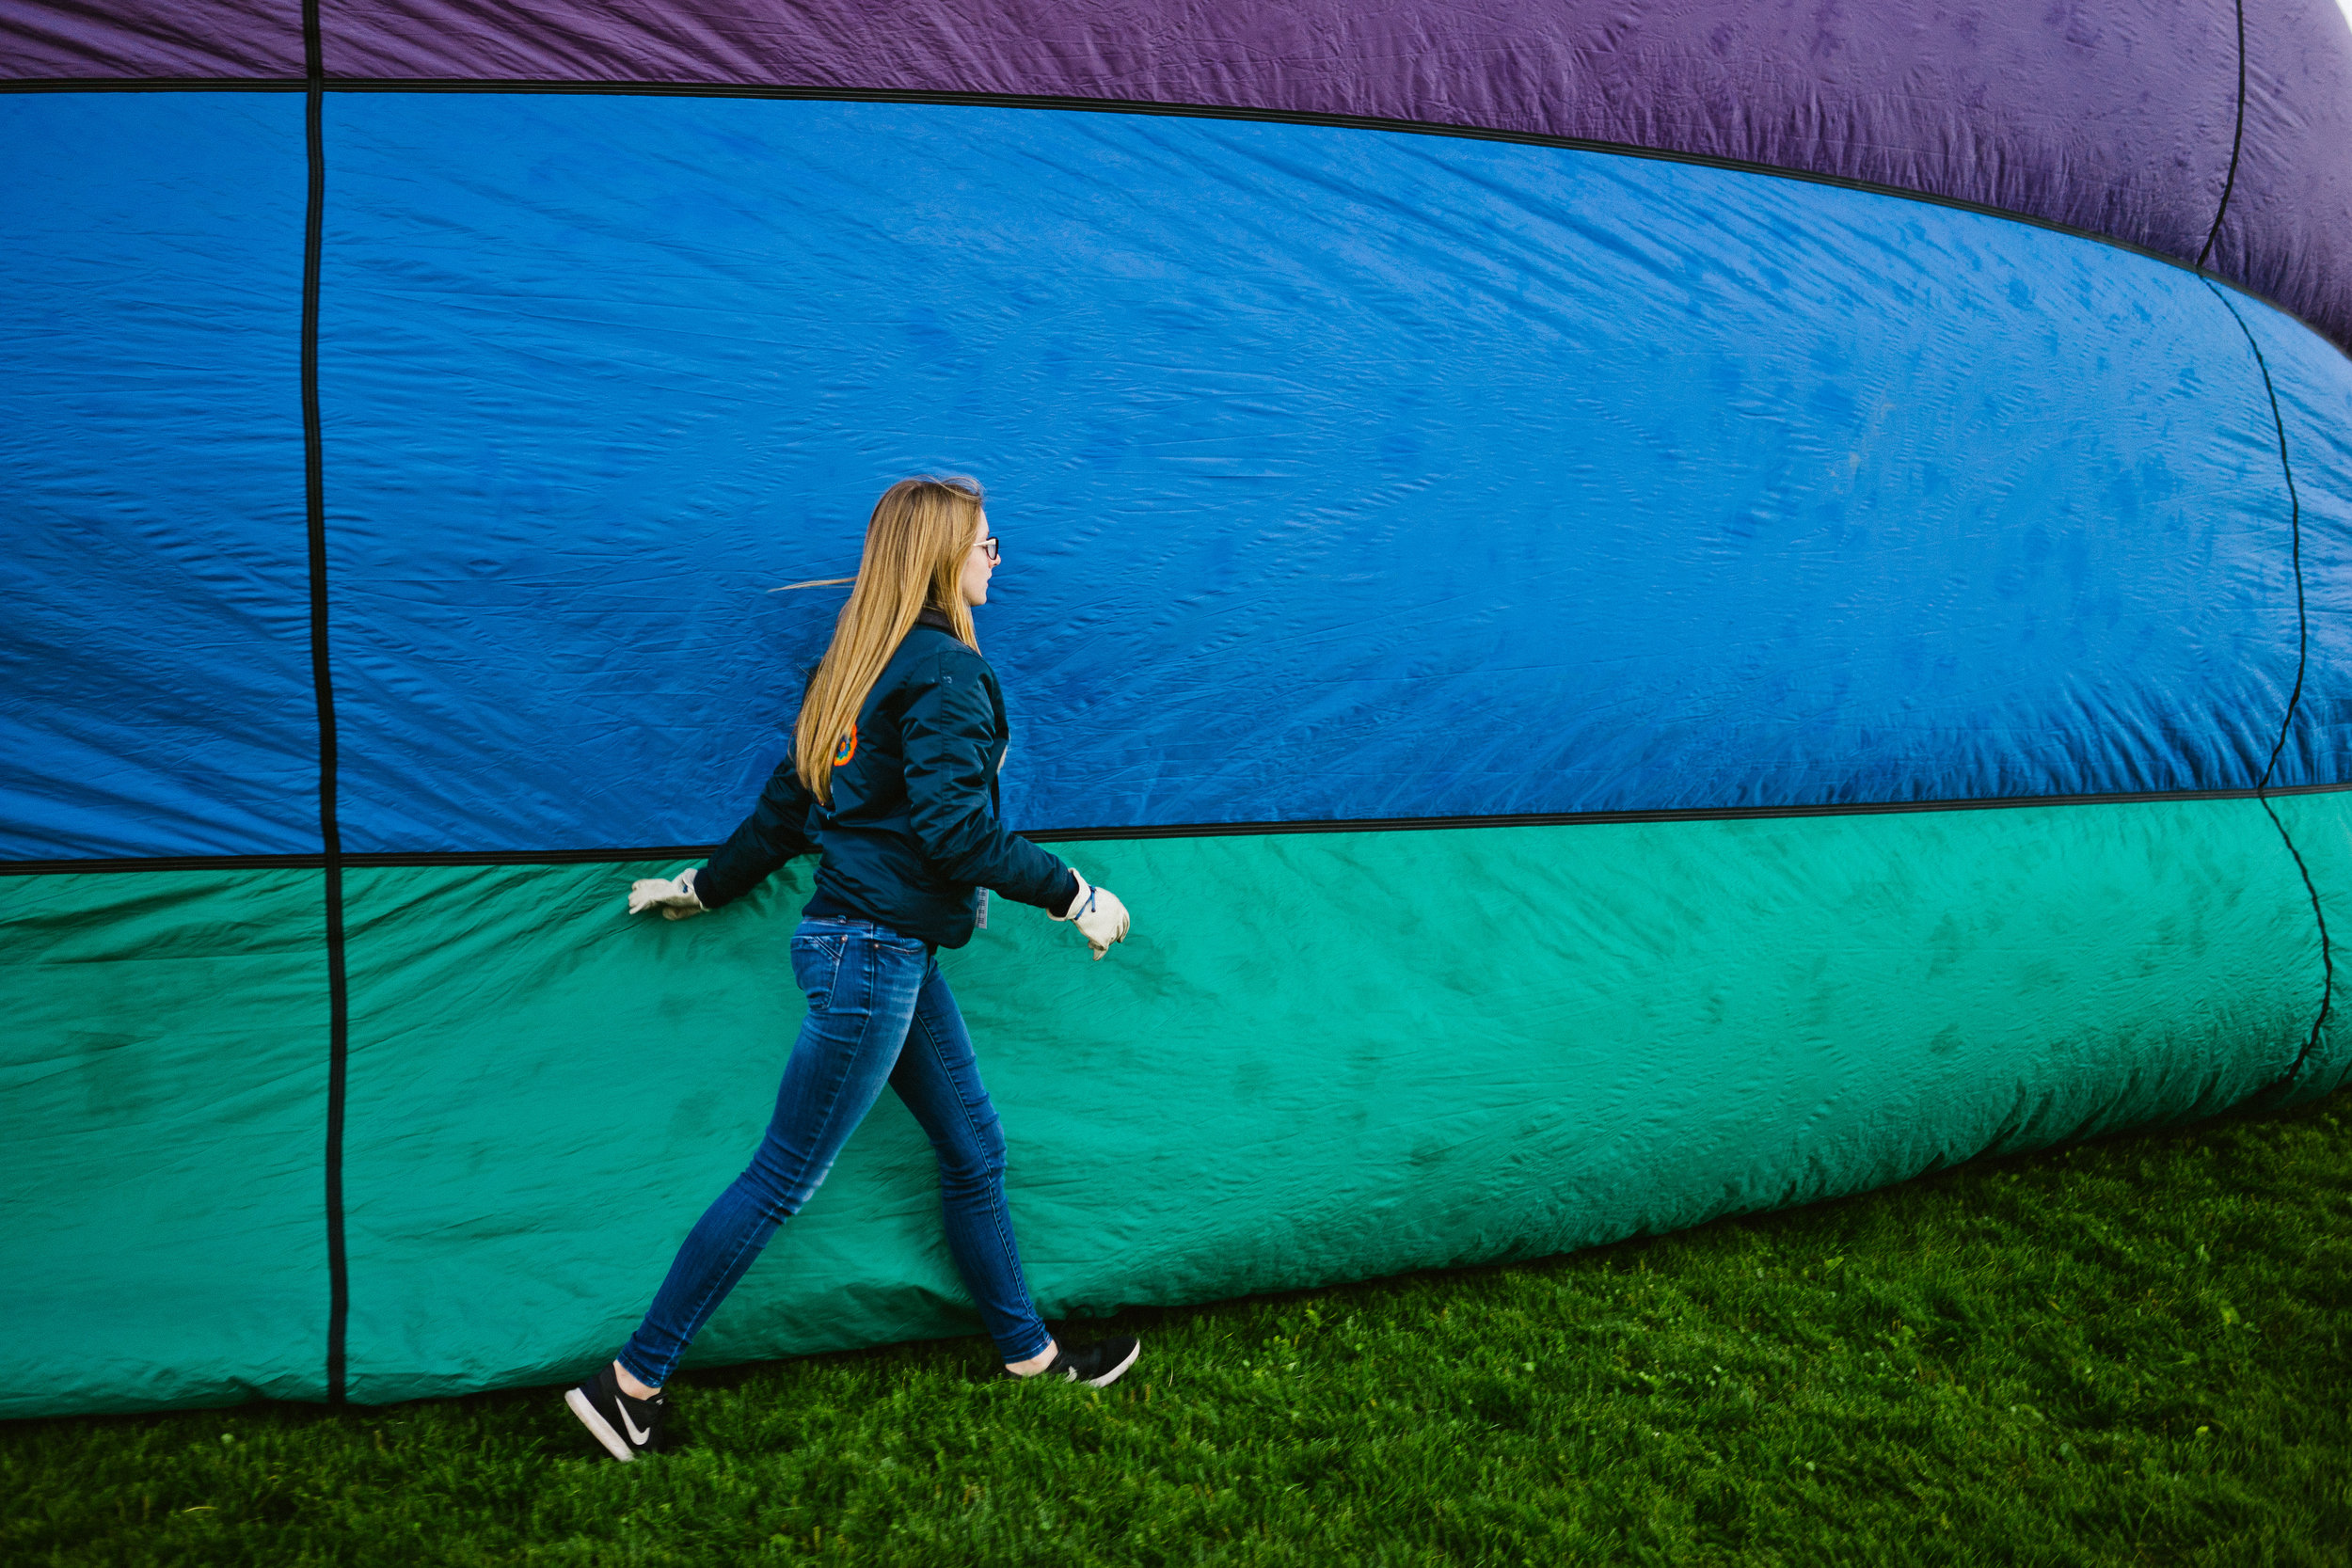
[914,607,956,632]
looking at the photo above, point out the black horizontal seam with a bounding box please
[3,72,2344,359]
[8,780,2348,876]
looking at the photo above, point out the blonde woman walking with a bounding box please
[566,476,1136,1462]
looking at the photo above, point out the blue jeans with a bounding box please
[618,917,1053,1386]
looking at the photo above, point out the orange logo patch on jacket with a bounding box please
[833,724,858,767]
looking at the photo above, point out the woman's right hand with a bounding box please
[628,865,708,921]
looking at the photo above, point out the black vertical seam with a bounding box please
[2203,277,2334,1095]
[2197,0,2247,272]
[301,0,350,1409]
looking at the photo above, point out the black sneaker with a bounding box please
[564,1363,668,1462]
[1007,1335,1141,1388]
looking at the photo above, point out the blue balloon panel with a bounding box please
[2247,300,2352,779]
[7,91,2348,861]
[311,94,2350,852]
[1,94,315,861]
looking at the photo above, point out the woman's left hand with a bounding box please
[1054,870,1131,959]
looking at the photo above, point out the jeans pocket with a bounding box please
[790,933,846,1011]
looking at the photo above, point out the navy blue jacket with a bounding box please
[696,610,1078,947]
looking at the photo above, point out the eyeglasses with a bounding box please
[974,536,1000,563]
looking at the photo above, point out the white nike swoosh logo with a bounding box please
[620,1404,652,1444]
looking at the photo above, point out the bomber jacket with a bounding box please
[695,609,1079,948]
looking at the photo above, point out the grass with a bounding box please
[8,1092,2352,1566]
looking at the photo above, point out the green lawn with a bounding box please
[8,1091,2350,1566]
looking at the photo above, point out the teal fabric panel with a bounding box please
[0,871,328,1417]
[333,796,2338,1404]
[8,796,2326,1416]
[337,863,872,1404]
[2268,792,2350,1102]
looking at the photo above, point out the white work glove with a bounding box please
[627,865,707,921]
[1048,868,1130,960]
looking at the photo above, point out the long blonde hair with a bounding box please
[795,476,984,803]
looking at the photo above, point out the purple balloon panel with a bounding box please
[2210,4,2352,358]
[0,0,302,76]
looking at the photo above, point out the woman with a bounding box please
[565,476,1136,1463]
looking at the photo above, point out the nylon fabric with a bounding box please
[308,92,2352,852]
[0,0,303,77]
[340,0,2342,356]
[2241,290,2352,792]
[8,798,2339,1414]
[1,870,330,1418]
[2212,0,2352,353]
[18,1,2345,350]
[336,861,857,1404]
[2273,791,2350,1077]
[4,40,2349,1427]
[0,93,316,861]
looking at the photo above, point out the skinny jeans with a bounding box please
[619,917,1053,1386]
